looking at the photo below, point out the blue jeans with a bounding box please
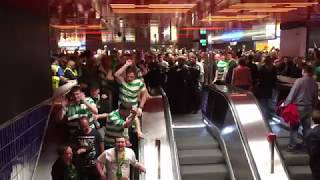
[260,98,275,120]
[289,106,312,146]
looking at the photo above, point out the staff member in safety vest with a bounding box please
[65,60,79,80]
[51,59,67,90]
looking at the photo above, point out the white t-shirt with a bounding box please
[197,61,204,83]
[97,148,137,180]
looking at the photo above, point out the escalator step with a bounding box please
[277,137,290,149]
[176,136,219,150]
[282,151,309,166]
[181,164,229,180]
[271,125,290,138]
[288,165,313,180]
[174,128,209,138]
[277,137,303,149]
[179,149,224,165]
[273,124,313,180]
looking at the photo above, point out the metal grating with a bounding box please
[0,105,51,180]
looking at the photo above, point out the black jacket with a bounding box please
[51,158,79,180]
[305,125,320,178]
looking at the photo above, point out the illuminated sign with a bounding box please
[208,22,276,44]
[200,29,207,35]
[200,39,207,46]
[58,32,86,51]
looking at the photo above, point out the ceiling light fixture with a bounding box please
[179,27,224,30]
[50,24,102,29]
[110,3,196,14]
[201,15,269,22]
[249,8,297,13]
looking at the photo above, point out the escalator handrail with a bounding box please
[32,80,78,179]
[203,117,236,180]
[206,85,261,179]
[231,87,290,178]
[138,119,145,180]
[0,80,77,130]
[208,84,290,179]
[247,93,291,177]
[160,88,182,180]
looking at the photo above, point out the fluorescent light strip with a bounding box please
[275,2,318,5]
[249,8,297,13]
[286,5,313,8]
[50,24,101,29]
[204,15,269,19]
[201,15,268,22]
[110,3,195,14]
[172,124,206,129]
[110,3,196,9]
[202,19,260,22]
[179,27,224,30]
[109,4,136,8]
[112,9,190,14]
[148,4,196,9]
[231,4,274,8]
[134,5,149,8]
[230,2,318,7]
[218,9,241,13]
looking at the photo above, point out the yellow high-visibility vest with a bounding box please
[52,76,60,90]
[51,64,61,90]
[64,67,78,77]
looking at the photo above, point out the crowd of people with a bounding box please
[50,45,320,180]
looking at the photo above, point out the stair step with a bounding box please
[176,136,219,150]
[282,151,309,166]
[276,137,290,149]
[174,128,209,138]
[179,149,224,165]
[181,164,229,180]
[273,125,312,180]
[288,165,313,180]
[277,137,303,150]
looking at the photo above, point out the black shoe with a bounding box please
[286,144,300,153]
[295,143,308,153]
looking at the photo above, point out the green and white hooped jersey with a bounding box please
[104,110,126,146]
[119,79,145,106]
[216,60,229,82]
[66,97,96,129]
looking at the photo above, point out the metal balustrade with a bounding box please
[0,105,51,180]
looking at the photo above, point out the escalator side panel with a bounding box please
[140,97,176,180]
[202,89,255,180]
[271,124,313,180]
[206,85,289,180]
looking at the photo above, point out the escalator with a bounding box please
[139,85,290,180]
[270,78,313,180]
[270,121,312,180]
[172,114,229,180]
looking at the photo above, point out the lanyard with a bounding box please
[115,148,126,180]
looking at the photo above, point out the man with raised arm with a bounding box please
[114,59,147,140]
[59,85,99,136]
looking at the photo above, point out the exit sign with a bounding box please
[200,39,207,46]
[200,29,207,35]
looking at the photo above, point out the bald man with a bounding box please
[72,117,104,180]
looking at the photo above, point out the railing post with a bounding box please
[155,139,161,179]
[267,132,277,174]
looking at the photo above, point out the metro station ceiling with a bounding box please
[49,0,320,34]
